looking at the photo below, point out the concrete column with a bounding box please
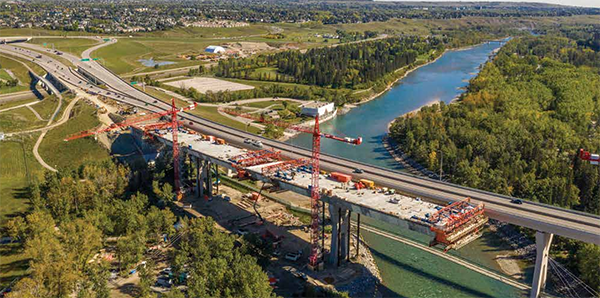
[199,160,206,199]
[530,231,554,298]
[194,157,200,197]
[339,209,350,262]
[328,204,340,265]
[206,161,213,197]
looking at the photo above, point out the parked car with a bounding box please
[235,228,249,236]
[510,199,523,205]
[285,252,300,261]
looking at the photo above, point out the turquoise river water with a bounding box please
[288,41,528,297]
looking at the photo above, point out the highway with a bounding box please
[2,41,599,246]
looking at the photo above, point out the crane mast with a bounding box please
[221,107,362,269]
[66,98,196,200]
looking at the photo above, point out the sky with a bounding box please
[378,0,600,8]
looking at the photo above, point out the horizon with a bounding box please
[377,0,600,8]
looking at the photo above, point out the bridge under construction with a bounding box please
[138,126,490,266]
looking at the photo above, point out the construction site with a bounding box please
[62,97,492,295]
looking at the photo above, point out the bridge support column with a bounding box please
[328,204,340,266]
[206,161,213,198]
[194,158,201,197]
[530,231,553,298]
[199,160,206,199]
[339,209,350,262]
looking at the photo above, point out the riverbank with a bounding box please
[285,39,521,297]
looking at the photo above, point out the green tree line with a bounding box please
[389,36,600,291]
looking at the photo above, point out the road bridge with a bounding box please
[1,40,598,298]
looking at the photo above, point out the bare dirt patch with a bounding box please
[164,77,254,94]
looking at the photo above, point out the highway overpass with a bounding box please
[2,40,598,298]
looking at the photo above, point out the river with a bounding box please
[288,41,527,297]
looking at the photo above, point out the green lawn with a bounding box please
[188,106,261,134]
[0,106,46,133]
[0,98,38,110]
[39,101,110,170]
[30,38,100,57]
[0,28,97,37]
[136,86,189,108]
[29,96,59,120]
[0,54,45,80]
[0,69,13,81]
[241,99,298,109]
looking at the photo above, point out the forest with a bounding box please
[4,158,274,297]
[389,36,600,291]
[215,37,443,89]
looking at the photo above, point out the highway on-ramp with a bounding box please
[2,41,599,246]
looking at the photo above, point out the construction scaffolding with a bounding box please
[429,198,488,251]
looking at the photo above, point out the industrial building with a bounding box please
[300,101,335,117]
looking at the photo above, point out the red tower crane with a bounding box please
[221,108,362,269]
[65,99,197,200]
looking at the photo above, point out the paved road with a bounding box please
[0,90,39,103]
[1,41,598,246]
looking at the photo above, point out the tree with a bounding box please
[173,218,273,298]
[577,244,600,293]
[116,231,146,274]
[138,260,156,298]
[146,206,176,243]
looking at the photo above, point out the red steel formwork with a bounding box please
[429,198,486,248]
[230,149,281,167]
[260,159,310,176]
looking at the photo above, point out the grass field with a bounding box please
[0,98,38,110]
[0,106,46,133]
[30,96,59,120]
[241,100,299,109]
[0,134,45,288]
[0,69,13,81]
[94,37,216,75]
[0,55,38,95]
[30,38,100,57]
[39,101,110,170]
[136,86,188,107]
[188,106,261,134]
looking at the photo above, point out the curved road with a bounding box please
[2,40,599,246]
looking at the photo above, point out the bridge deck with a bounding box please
[159,129,444,236]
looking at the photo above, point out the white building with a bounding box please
[300,101,335,117]
[205,45,226,54]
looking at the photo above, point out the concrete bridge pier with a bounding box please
[328,203,353,266]
[328,204,340,266]
[194,158,204,198]
[339,209,351,262]
[206,161,213,197]
[530,231,554,298]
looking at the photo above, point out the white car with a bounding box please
[244,138,251,144]
[285,252,300,261]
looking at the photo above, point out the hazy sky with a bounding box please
[379,0,600,8]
